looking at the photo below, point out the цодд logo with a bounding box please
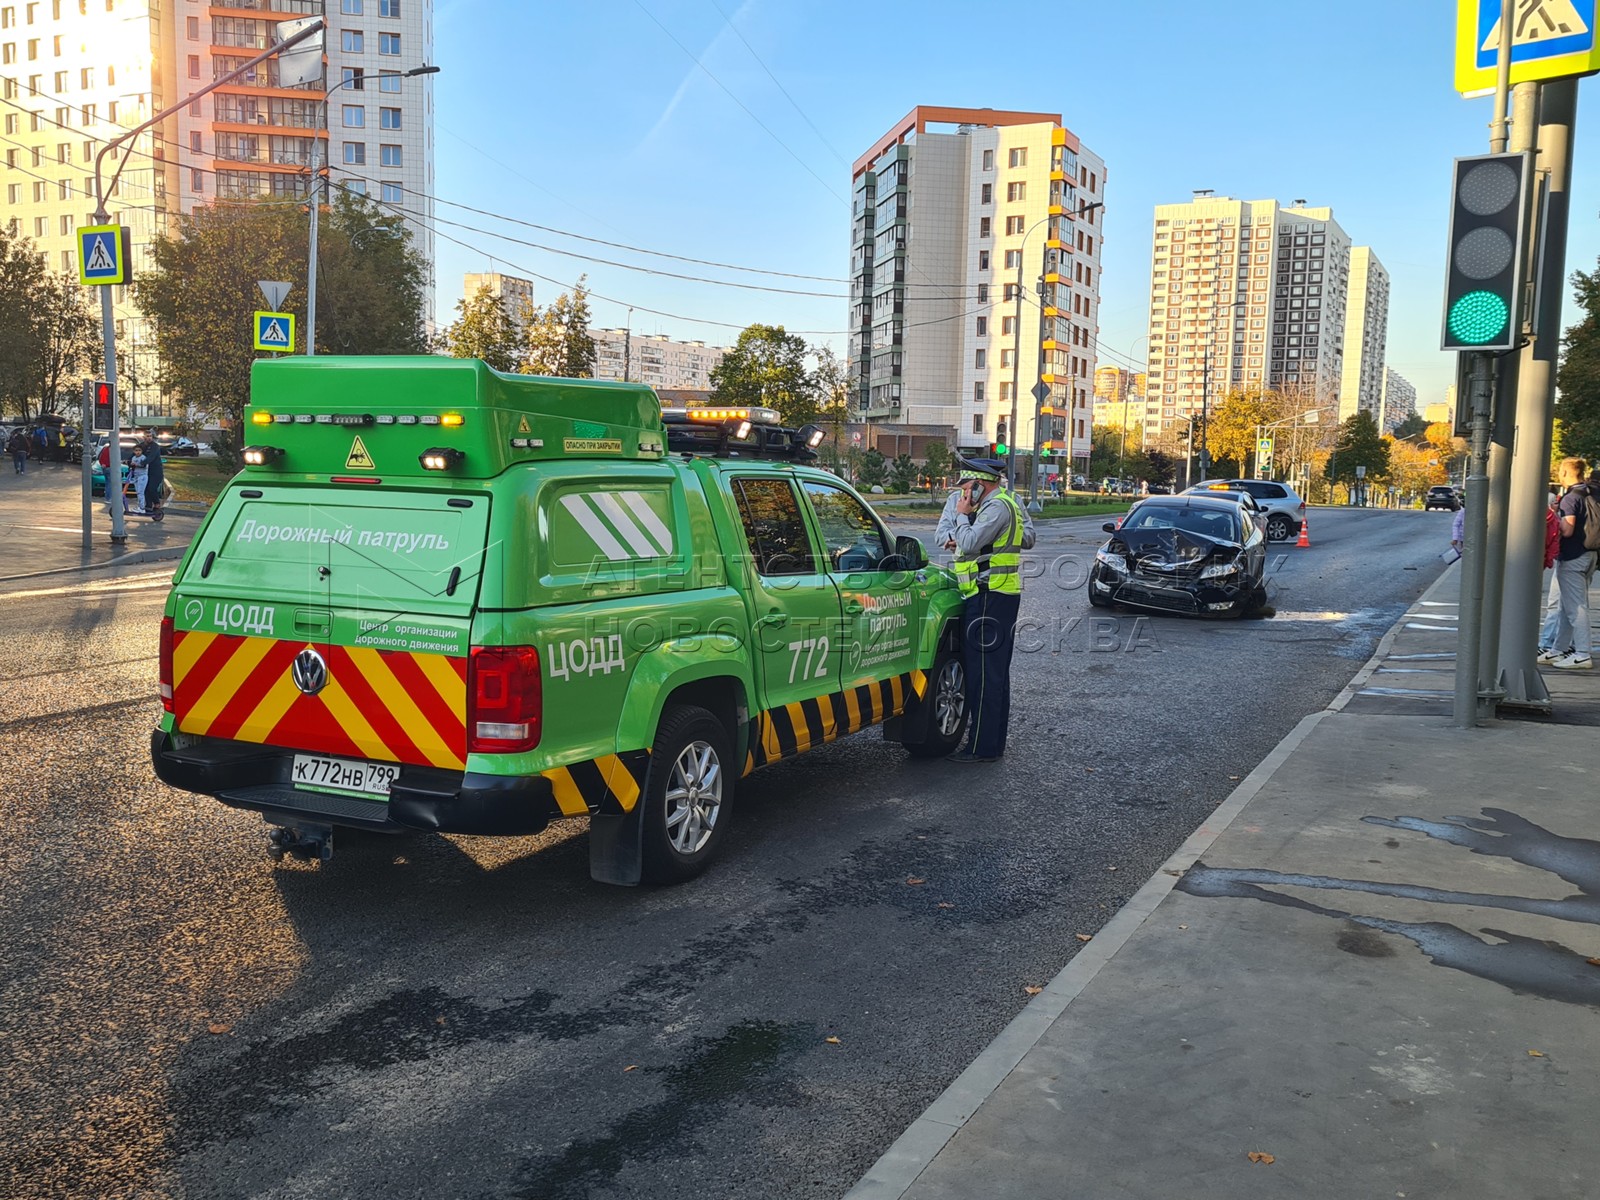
[291,646,328,696]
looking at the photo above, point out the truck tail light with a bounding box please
[467,646,541,753]
[159,616,174,712]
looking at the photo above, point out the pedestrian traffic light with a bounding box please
[92,379,114,431]
[1441,151,1531,352]
[995,418,1008,457]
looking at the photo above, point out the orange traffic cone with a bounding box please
[1296,516,1311,548]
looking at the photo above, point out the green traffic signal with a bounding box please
[1447,290,1509,345]
[995,442,1008,456]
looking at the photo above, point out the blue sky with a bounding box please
[431,0,1600,408]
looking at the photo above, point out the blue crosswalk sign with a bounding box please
[77,224,128,285]
[254,311,296,352]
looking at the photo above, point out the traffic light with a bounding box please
[995,418,1008,457]
[91,379,114,431]
[1441,151,1531,352]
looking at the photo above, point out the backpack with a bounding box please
[1581,485,1600,552]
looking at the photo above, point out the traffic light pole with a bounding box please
[1500,78,1579,711]
[1476,80,1539,711]
[1455,352,1495,728]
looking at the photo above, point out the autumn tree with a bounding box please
[1386,436,1448,497]
[710,324,819,425]
[440,285,523,372]
[1205,386,1283,477]
[521,278,596,378]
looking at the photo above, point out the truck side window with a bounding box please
[801,480,891,572]
[733,478,818,576]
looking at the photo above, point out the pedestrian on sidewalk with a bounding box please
[1538,489,1563,658]
[139,432,164,519]
[7,429,29,474]
[949,458,1036,763]
[1450,495,1465,557]
[126,444,148,515]
[1540,458,1596,670]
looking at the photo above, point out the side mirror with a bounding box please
[894,534,928,569]
[1102,522,1117,533]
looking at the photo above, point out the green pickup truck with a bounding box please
[151,357,969,883]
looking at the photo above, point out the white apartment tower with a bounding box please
[1142,196,1354,444]
[850,106,1105,464]
[591,330,728,390]
[463,270,534,323]
[1381,367,1416,432]
[0,0,437,414]
[1338,246,1389,423]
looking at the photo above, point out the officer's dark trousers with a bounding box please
[961,587,1020,758]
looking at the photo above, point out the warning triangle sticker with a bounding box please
[1482,0,1588,51]
[345,435,375,470]
[85,235,115,272]
[516,415,531,434]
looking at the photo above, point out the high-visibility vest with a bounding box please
[954,489,1025,597]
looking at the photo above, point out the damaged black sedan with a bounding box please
[1088,494,1267,618]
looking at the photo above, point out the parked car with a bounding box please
[1089,494,1268,618]
[1425,485,1460,511]
[1184,478,1306,542]
[156,435,200,457]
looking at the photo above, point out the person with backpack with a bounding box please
[1539,457,1598,670]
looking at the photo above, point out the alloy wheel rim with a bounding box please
[933,659,966,738]
[665,740,721,855]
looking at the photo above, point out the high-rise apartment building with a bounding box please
[1091,365,1147,434]
[0,0,435,416]
[1142,195,1355,445]
[1338,246,1389,423]
[462,270,534,323]
[849,106,1105,466]
[1380,367,1416,432]
[591,330,727,390]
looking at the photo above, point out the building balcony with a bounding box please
[211,0,319,13]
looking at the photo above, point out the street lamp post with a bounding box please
[1118,332,1151,491]
[1009,200,1102,492]
[306,63,438,357]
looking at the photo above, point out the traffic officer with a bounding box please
[949,458,1035,762]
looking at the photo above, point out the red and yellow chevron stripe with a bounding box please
[172,631,467,770]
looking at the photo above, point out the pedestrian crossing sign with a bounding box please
[1456,0,1600,95]
[254,311,296,352]
[77,224,130,285]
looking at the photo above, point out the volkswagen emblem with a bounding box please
[291,646,328,696]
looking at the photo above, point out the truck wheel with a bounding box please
[904,647,968,758]
[640,704,734,884]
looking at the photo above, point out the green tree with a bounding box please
[0,225,97,422]
[1143,449,1176,487]
[1392,412,1428,440]
[1328,410,1390,486]
[440,285,523,372]
[521,277,596,378]
[889,452,917,493]
[1557,258,1600,463]
[709,324,818,425]
[922,440,953,487]
[137,196,427,463]
[857,446,888,488]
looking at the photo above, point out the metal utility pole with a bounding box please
[623,306,634,382]
[1476,79,1539,711]
[87,17,324,543]
[1500,78,1579,711]
[1455,353,1496,727]
[1027,270,1050,511]
[1452,0,1512,727]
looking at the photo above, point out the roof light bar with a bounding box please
[250,411,274,426]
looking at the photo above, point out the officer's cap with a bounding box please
[957,457,1005,482]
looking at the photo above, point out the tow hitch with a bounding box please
[267,821,334,863]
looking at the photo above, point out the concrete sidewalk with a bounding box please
[0,461,201,588]
[848,565,1600,1199]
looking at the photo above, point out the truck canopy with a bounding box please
[240,356,666,481]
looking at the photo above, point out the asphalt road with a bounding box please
[0,507,1450,1200]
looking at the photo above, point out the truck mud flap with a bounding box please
[579,751,652,886]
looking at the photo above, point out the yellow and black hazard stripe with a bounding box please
[541,749,651,817]
[743,668,927,776]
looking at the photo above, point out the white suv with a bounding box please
[1185,479,1306,542]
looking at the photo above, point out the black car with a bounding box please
[1088,495,1268,618]
[1424,486,1460,511]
